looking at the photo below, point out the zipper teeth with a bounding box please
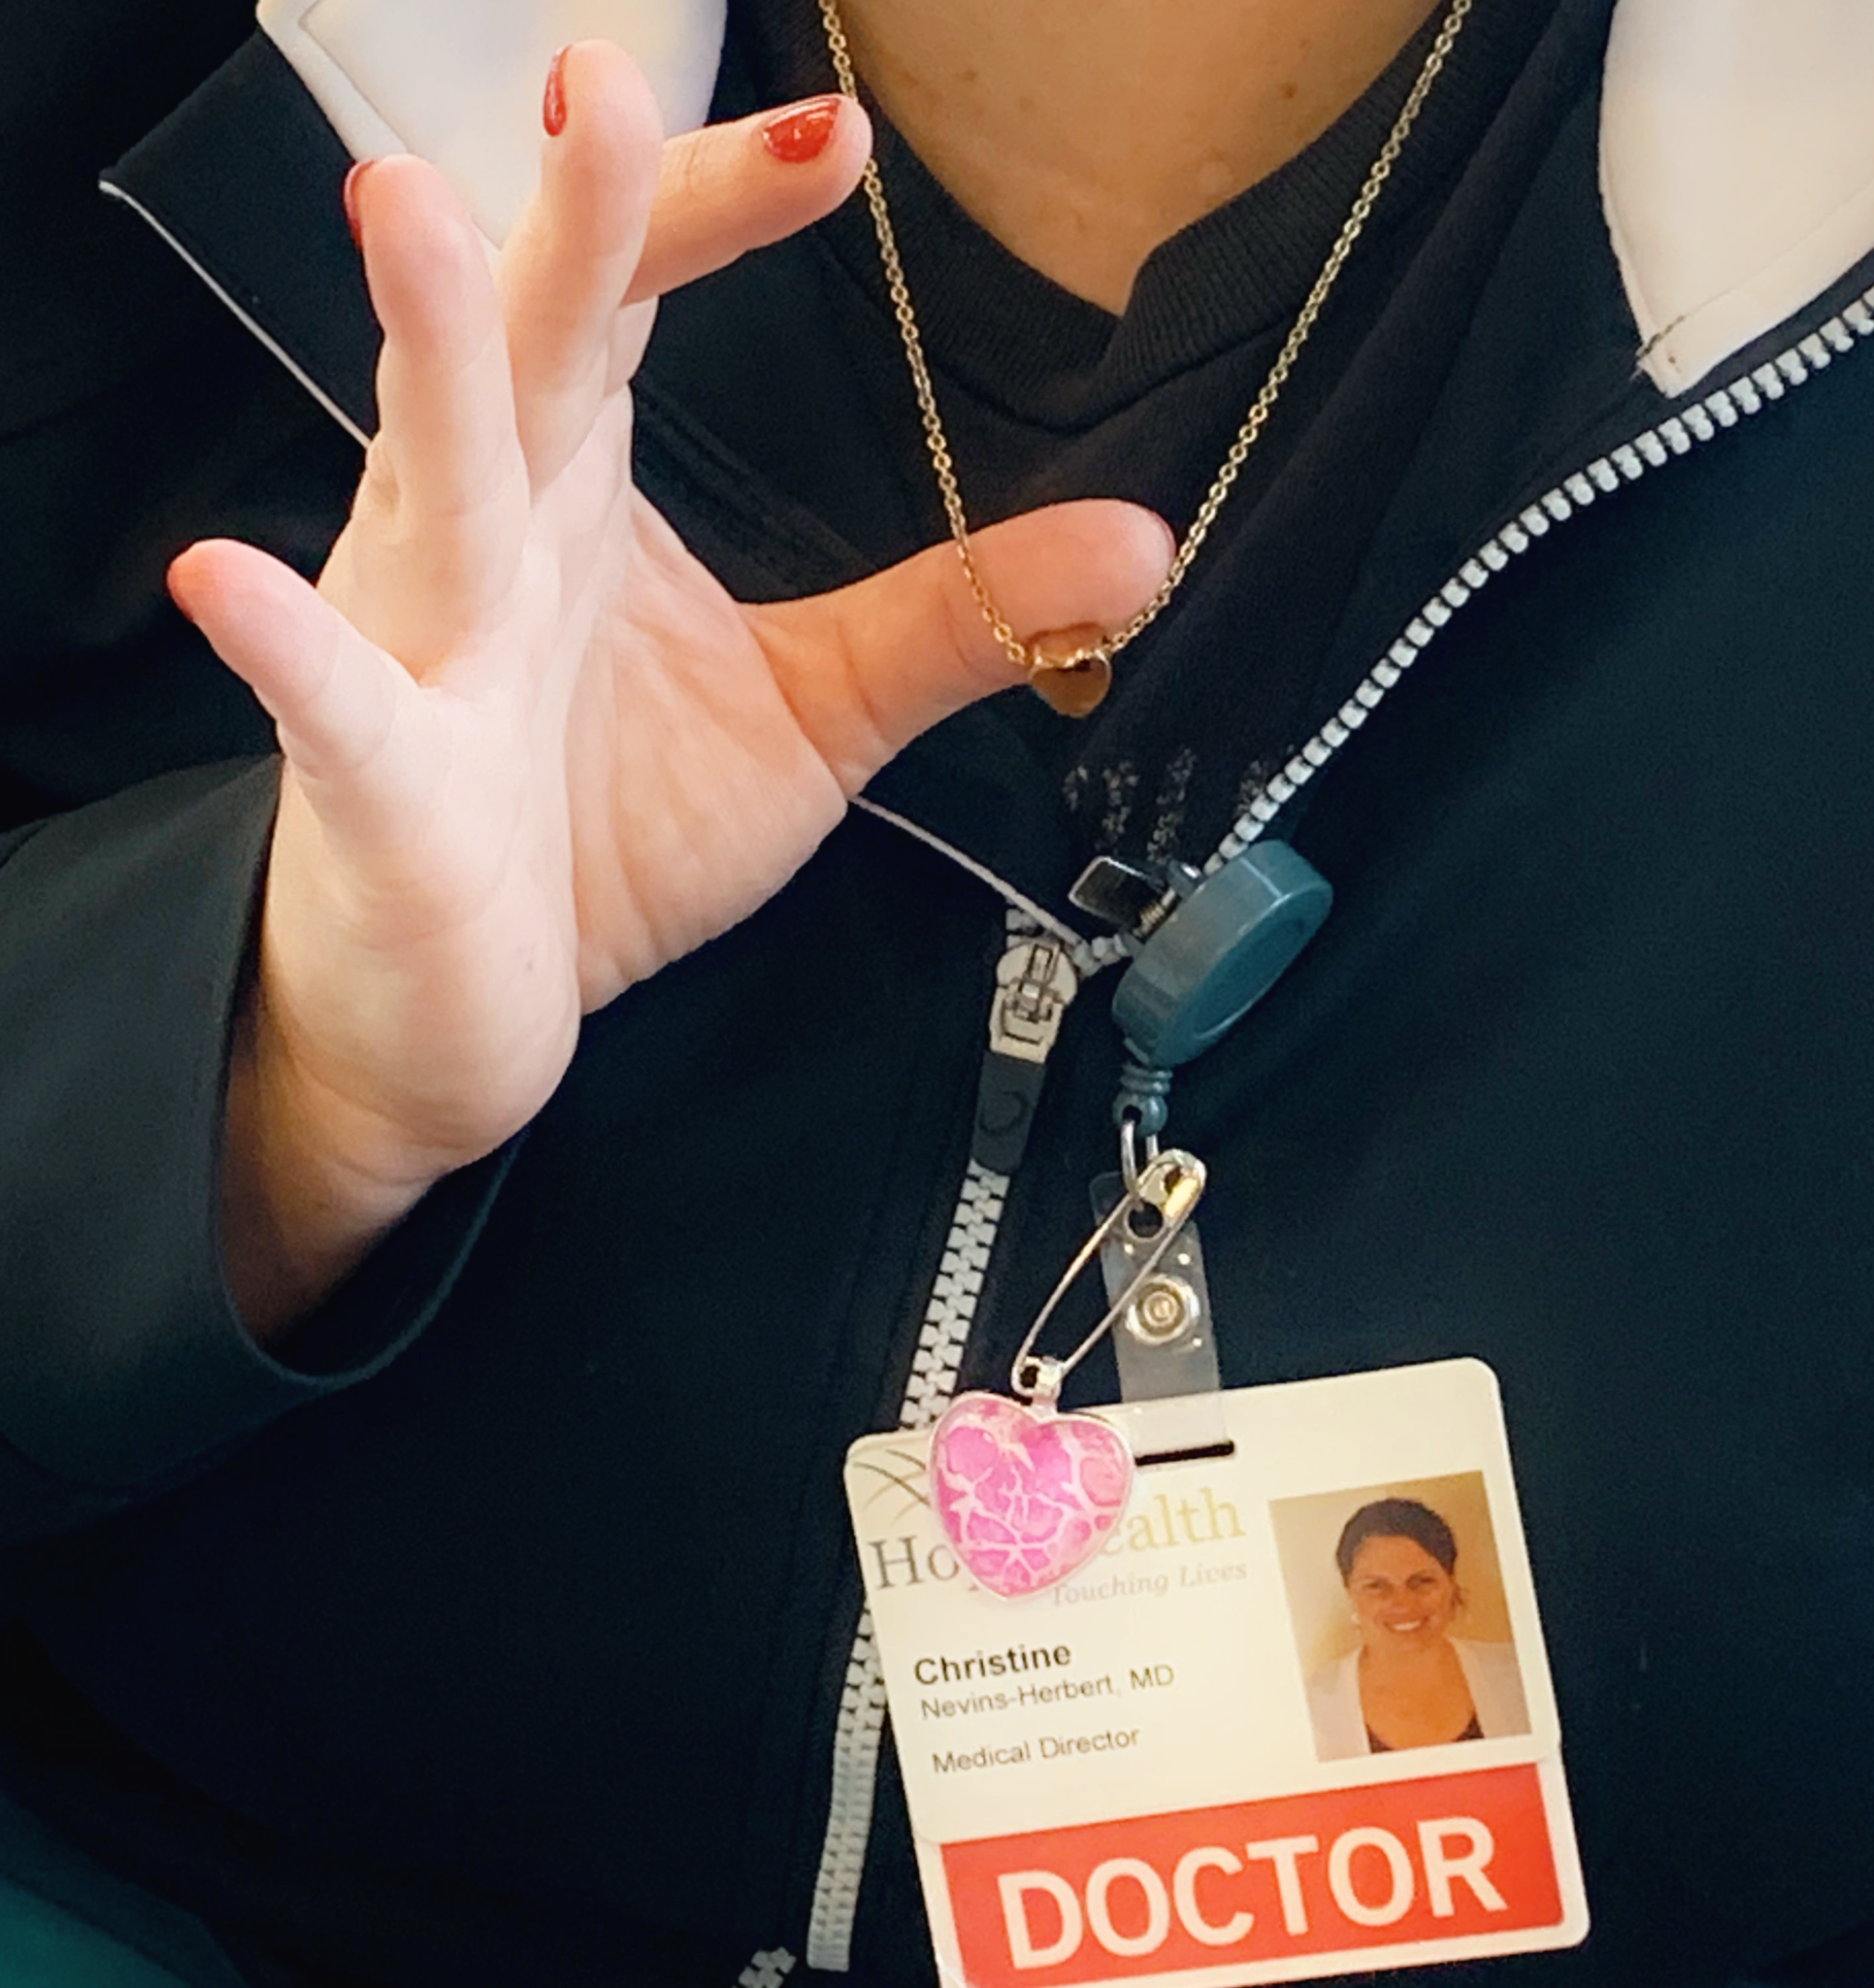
[805,1154,1009,1972]
[733,1950,797,1988]
[806,910,1046,1967]
[799,288,1874,1972]
[802,1613,890,1972]
[896,1162,1010,1430]
[1202,287,1874,874]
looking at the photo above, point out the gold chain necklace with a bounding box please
[815,0,1475,714]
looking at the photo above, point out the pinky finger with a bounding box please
[168,541,435,840]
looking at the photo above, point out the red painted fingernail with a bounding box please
[761,96,841,163]
[543,46,570,136]
[342,160,373,250]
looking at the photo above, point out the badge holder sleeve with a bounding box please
[846,1361,1589,1988]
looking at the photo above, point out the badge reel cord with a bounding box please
[817,0,1475,1596]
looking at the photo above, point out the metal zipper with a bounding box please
[805,912,1084,1971]
[971,932,1080,1176]
[791,285,1874,1976]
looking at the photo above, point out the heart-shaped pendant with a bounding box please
[1028,652,1111,717]
[1024,623,1113,717]
[929,1392,1134,1599]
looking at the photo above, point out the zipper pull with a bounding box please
[972,936,1078,1174]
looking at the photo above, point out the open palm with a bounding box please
[168,44,1170,1316]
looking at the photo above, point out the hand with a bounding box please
[167,45,1173,1327]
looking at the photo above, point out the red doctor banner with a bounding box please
[943,1764,1564,1986]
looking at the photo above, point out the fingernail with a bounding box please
[342,160,374,251]
[543,45,570,137]
[762,95,841,163]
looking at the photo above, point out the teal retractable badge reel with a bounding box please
[1078,845,1332,1450]
[1101,842,1333,1082]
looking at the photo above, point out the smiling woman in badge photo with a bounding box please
[1274,1475,1530,1762]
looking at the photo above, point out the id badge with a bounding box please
[844,1360,1588,1985]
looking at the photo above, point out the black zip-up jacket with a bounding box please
[0,2,1871,1984]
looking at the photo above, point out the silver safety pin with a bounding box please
[1009,1149,1207,1405]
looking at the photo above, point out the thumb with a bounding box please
[749,500,1175,789]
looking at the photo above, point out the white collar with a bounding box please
[1601,0,1874,392]
[256,0,727,242]
[258,0,1874,395]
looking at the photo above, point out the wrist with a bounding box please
[220,993,450,1340]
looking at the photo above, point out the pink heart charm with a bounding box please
[929,1392,1134,1600]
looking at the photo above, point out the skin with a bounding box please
[179,50,1174,1330]
[833,0,1447,310]
[184,6,1441,1332]
[1345,1534,1478,1749]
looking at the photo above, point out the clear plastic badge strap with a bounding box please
[1092,1166,1227,1451]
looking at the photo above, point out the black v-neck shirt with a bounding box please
[649,0,1582,818]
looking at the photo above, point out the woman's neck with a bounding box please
[829,0,1444,311]
[1359,1636,1462,1679]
